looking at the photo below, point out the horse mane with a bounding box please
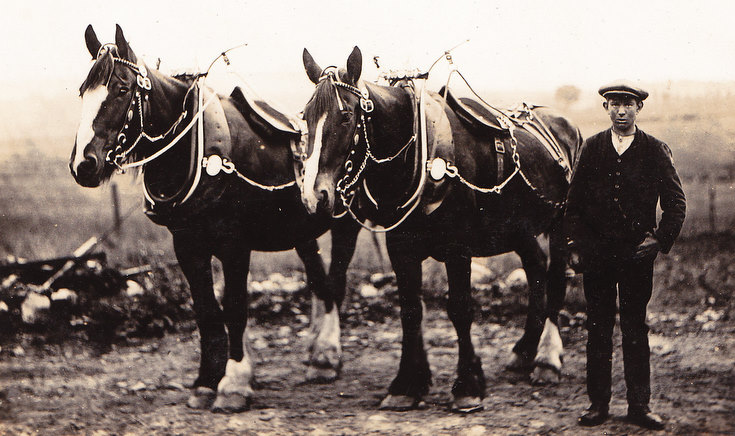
[79,52,116,96]
[172,72,198,86]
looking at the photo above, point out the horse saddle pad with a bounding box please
[439,86,509,134]
[230,86,302,138]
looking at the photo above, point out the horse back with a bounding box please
[219,95,296,188]
[530,107,583,168]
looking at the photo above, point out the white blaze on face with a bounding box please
[302,112,327,213]
[72,85,108,174]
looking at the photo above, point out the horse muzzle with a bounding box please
[70,142,105,188]
[303,178,335,215]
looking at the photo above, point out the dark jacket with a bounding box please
[564,128,686,259]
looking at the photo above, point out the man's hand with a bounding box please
[568,246,584,273]
[633,234,660,260]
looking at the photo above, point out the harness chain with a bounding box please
[326,71,424,231]
[440,68,566,209]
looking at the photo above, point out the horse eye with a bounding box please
[340,112,352,125]
[119,86,129,96]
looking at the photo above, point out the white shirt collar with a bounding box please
[611,128,635,156]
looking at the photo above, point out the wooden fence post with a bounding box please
[111,182,121,236]
[709,182,716,233]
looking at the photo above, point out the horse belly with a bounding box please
[424,193,552,259]
[233,192,331,252]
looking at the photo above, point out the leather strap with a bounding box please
[495,137,505,184]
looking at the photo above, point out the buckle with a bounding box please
[137,74,152,90]
[360,98,374,113]
[494,138,505,154]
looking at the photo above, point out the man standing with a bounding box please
[565,82,686,430]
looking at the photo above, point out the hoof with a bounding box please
[378,394,426,411]
[450,396,484,414]
[306,365,339,383]
[505,352,534,372]
[211,393,251,413]
[187,387,216,409]
[531,364,561,385]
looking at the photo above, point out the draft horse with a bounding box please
[70,25,361,412]
[300,47,582,412]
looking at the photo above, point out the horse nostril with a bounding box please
[318,189,329,207]
[77,155,98,175]
[87,154,98,167]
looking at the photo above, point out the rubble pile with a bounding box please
[0,256,193,348]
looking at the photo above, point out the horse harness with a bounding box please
[95,44,307,213]
[319,69,567,232]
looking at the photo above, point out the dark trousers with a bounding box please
[583,254,655,411]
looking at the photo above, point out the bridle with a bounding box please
[311,68,421,230]
[315,68,416,213]
[95,44,192,171]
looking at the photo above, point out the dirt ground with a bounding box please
[0,306,733,435]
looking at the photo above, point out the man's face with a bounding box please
[603,95,640,133]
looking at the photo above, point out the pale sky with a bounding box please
[1,0,734,109]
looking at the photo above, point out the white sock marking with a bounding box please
[535,318,563,369]
[217,328,255,398]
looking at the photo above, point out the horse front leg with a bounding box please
[212,248,254,413]
[327,216,361,307]
[379,233,431,411]
[531,220,566,385]
[296,239,342,382]
[446,255,485,413]
[173,232,226,410]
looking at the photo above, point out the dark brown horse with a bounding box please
[301,47,582,412]
[70,25,361,412]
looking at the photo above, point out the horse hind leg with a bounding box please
[212,248,255,413]
[296,239,342,383]
[506,233,548,373]
[531,222,566,385]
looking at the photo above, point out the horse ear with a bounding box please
[114,24,137,62]
[85,25,102,59]
[303,48,322,85]
[345,46,362,84]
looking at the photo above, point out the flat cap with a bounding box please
[598,81,649,100]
